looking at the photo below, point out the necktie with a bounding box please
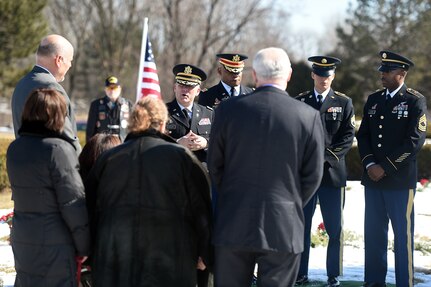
[230,87,236,97]
[317,94,323,108]
[182,108,191,125]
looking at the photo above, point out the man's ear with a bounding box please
[252,69,257,85]
[217,66,222,76]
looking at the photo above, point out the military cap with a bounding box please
[308,56,341,77]
[105,76,120,87]
[378,50,414,72]
[173,64,207,86]
[217,53,248,74]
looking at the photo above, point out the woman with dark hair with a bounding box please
[7,88,90,287]
[86,96,212,287]
[79,133,121,182]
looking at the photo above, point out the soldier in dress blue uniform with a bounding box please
[198,53,253,108]
[295,56,355,287]
[86,76,133,142]
[166,64,214,287]
[166,64,214,165]
[357,51,427,287]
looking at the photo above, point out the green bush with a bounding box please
[0,138,12,191]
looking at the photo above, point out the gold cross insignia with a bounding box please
[233,55,240,62]
[184,66,192,74]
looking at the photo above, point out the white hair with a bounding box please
[253,47,291,81]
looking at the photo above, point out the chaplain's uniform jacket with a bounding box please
[86,96,133,142]
[357,85,427,189]
[166,100,214,163]
[198,82,253,108]
[296,89,355,187]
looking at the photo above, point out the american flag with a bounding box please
[136,18,161,101]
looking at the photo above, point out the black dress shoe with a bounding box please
[363,283,386,287]
[295,275,309,285]
[327,276,340,287]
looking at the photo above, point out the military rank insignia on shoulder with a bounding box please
[334,91,348,98]
[200,88,208,92]
[205,106,213,111]
[418,114,427,132]
[406,88,424,98]
[296,91,310,98]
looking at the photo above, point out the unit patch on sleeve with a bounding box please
[418,114,427,132]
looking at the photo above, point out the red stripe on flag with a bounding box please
[142,78,159,84]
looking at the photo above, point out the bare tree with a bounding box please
[48,0,94,99]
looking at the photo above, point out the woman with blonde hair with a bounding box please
[86,97,212,287]
[7,88,89,287]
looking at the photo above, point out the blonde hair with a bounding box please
[128,97,168,133]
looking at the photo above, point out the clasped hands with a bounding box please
[367,164,386,182]
[177,131,208,151]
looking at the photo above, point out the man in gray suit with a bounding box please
[208,47,325,287]
[11,34,80,153]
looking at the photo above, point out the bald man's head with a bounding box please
[36,34,74,82]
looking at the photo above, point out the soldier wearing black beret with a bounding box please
[357,51,427,287]
[295,56,355,287]
[198,53,253,108]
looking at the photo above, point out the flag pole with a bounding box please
[136,17,149,102]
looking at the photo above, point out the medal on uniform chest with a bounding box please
[327,107,342,120]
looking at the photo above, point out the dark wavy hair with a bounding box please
[21,88,67,132]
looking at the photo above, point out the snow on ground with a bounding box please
[1,181,430,286]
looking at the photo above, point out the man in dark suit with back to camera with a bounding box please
[11,34,81,153]
[208,47,325,287]
[198,53,253,108]
[166,64,214,164]
[357,51,427,287]
[295,56,355,287]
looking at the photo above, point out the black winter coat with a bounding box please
[86,129,212,287]
[7,121,90,287]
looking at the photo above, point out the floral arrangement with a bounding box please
[417,179,430,192]
[0,211,13,228]
[311,221,329,248]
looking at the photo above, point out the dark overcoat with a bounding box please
[86,130,212,287]
[7,122,89,287]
